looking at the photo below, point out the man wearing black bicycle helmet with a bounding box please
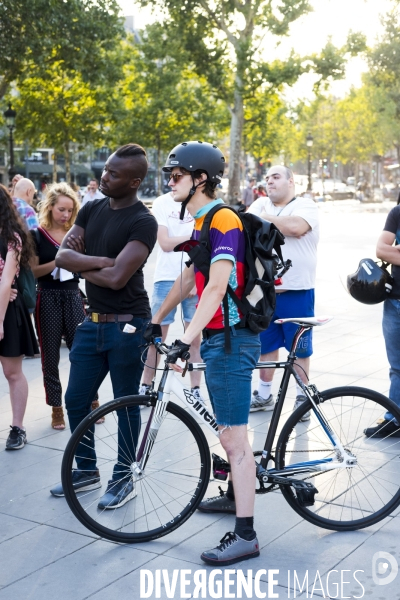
[148,140,261,566]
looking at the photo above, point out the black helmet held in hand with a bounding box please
[347,258,393,304]
[162,141,225,184]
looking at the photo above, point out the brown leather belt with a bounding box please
[88,313,133,323]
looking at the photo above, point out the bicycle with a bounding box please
[61,316,400,543]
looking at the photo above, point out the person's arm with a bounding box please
[157,225,192,252]
[259,212,311,237]
[153,265,196,323]
[0,249,18,340]
[55,224,114,272]
[376,231,400,265]
[30,255,55,278]
[26,208,39,230]
[81,239,150,290]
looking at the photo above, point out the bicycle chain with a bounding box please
[255,449,330,495]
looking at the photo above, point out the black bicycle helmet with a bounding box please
[162,141,225,219]
[347,258,393,304]
[163,141,225,181]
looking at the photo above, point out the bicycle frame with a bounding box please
[138,325,357,482]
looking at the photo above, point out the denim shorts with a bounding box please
[260,289,315,358]
[201,328,260,427]
[151,280,197,325]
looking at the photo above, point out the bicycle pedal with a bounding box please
[212,453,230,480]
[291,480,318,507]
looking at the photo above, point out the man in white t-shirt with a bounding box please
[247,165,319,418]
[81,179,104,206]
[139,192,204,400]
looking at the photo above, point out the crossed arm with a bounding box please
[259,212,311,237]
[55,224,150,290]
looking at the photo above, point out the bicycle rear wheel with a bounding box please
[276,386,400,531]
[61,395,211,543]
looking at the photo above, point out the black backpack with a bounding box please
[175,204,291,350]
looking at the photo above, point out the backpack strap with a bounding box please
[200,204,239,352]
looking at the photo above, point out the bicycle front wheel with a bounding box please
[276,386,400,531]
[61,395,211,543]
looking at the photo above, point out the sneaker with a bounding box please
[50,469,101,497]
[139,384,151,395]
[197,486,236,514]
[364,419,400,438]
[293,395,311,421]
[5,426,27,450]
[191,386,206,406]
[201,532,260,566]
[250,391,275,412]
[98,477,137,510]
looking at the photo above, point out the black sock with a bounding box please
[234,516,256,541]
[226,480,235,501]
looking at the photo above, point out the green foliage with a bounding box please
[368,1,400,123]
[243,91,296,163]
[9,60,122,157]
[0,0,124,98]
[112,27,230,158]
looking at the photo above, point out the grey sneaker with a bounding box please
[5,426,27,450]
[50,469,101,497]
[191,386,206,406]
[250,391,275,412]
[197,486,236,514]
[293,395,311,421]
[98,477,137,510]
[201,532,260,566]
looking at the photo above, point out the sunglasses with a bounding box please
[168,173,188,183]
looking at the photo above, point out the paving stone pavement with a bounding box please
[0,200,399,599]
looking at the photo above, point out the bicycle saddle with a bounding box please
[274,316,333,327]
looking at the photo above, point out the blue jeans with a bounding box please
[65,317,148,478]
[383,299,400,423]
[200,328,260,426]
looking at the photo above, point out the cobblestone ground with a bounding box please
[0,199,399,599]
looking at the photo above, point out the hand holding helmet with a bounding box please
[347,259,393,304]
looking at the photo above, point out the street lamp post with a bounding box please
[3,104,17,180]
[306,133,313,192]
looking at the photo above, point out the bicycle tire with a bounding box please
[61,395,211,543]
[276,386,400,531]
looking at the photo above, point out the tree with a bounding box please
[0,0,124,99]
[112,28,230,191]
[11,61,123,182]
[368,0,400,162]
[243,90,297,171]
[137,0,364,202]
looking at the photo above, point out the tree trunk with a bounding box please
[227,86,244,205]
[53,151,58,183]
[64,142,71,183]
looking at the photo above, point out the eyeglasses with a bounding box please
[168,173,187,183]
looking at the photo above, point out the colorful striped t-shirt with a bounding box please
[192,200,246,329]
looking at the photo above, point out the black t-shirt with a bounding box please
[384,205,400,298]
[32,227,79,287]
[75,198,157,315]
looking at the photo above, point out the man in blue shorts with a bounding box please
[248,166,319,418]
